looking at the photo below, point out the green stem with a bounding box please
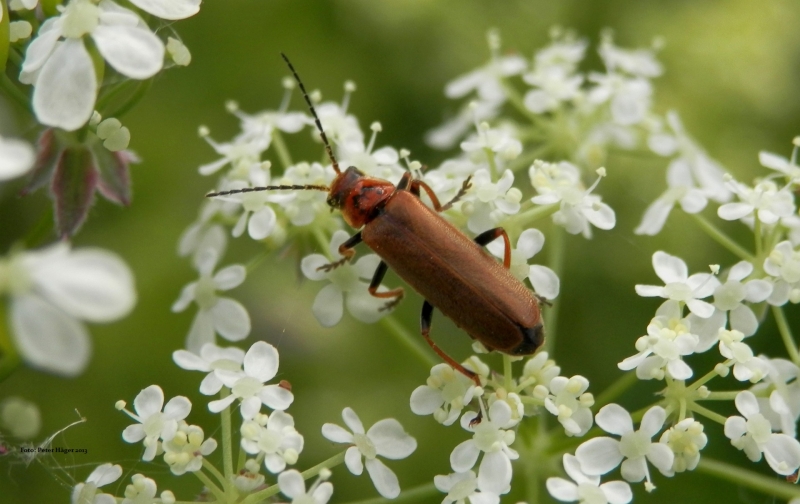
[516,203,560,228]
[696,458,800,501]
[688,366,723,391]
[593,372,639,408]
[300,450,347,480]
[242,451,347,504]
[543,226,564,354]
[503,354,513,391]
[690,214,754,262]
[95,79,138,112]
[379,315,437,368]
[105,78,153,119]
[343,482,439,504]
[193,469,226,502]
[219,388,234,481]
[688,403,728,425]
[499,79,539,124]
[201,458,228,489]
[0,72,31,112]
[772,305,800,366]
[484,147,498,180]
[0,302,21,384]
[508,144,549,174]
[753,217,763,258]
[704,391,740,401]
[271,129,293,170]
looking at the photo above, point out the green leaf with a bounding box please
[0,2,9,72]
[51,146,98,237]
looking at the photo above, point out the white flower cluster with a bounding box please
[410,351,596,502]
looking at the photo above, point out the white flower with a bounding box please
[426,100,503,150]
[586,72,652,126]
[618,302,698,381]
[410,363,478,426]
[278,469,334,504]
[764,241,800,306]
[71,463,122,504]
[0,242,136,376]
[171,247,250,352]
[546,454,632,504]
[233,459,266,494]
[240,410,304,473]
[717,179,795,225]
[635,251,719,318]
[219,167,282,241]
[122,473,159,504]
[0,135,35,181]
[172,343,245,395]
[208,341,294,419]
[544,376,594,436]
[444,50,526,104]
[724,390,800,475]
[712,261,772,336]
[450,401,519,496]
[338,123,404,183]
[634,156,709,235]
[20,0,167,131]
[322,407,417,499]
[198,128,268,177]
[718,329,767,382]
[487,228,560,299]
[759,149,800,183]
[162,421,217,475]
[529,161,615,238]
[315,97,364,148]
[751,358,800,436]
[522,36,586,114]
[231,95,308,146]
[647,112,731,204]
[461,124,522,163]
[576,405,673,489]
[463,168,522,233]
[275,162,334,226]
[120,385,191,461]
[301,230,389,327]
[434,470,500,504]
[658,419,707,475]
[597,34,662,78]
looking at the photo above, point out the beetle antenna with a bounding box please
[281,53,341,175]
[206,184,330,198]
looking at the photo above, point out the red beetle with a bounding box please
[209,55,545,384]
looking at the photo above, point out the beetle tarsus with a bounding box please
[317,257,350,272]
[534,294,553,307]
[468,410,483,427]
[378,293,404,312]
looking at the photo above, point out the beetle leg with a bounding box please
[368,260,405,311]
[317,232,363,272]
[474,227,512,270]
[397,171,413,191]
[408,176,473,213]
[421,301,481,387]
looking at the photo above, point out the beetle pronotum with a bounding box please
[208,54,545,385]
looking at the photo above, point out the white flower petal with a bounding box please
[478,451,512,495]
[764,434,800,475]
[619,457,646,482]
[0,136,35,181]
[126,0,200,20]
[31,247,136,322]
[639,406,666,437]
[208,394,236,413]
[345,445,364,475]
[278,469,306,499]
[410,386,442,415]
[686,299,715,319]
[744,279,772,303]
[601,481,633,504]
[730,305,758,336]
[647,442,675,474]
[213,265,246,291]
[312,284,344,327]
[243,341,279,382]
[635,285,664,297]
[652,251,687,284]
[342,407,365,434]
[210,298,250,341]
[163,396,191,420]
[546,477,579,501]
[258,385,293,411]
[365,458,400,499]
[321,423,354,444]
[735,391,760,418]
[32,39,97,131]
[10,294,91,376]
[186,310,215,353]
[576,437,623,475]
[718,202,754,221]
[248,206,276,240]
[87,463,122,486]
[450,439,480,472]
[529,265,560,299]
[635,198,674,236]
[596,404,633,435]
[92,24,164,79]
[367,419,416,459]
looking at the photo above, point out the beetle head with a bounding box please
[327,166,364,210]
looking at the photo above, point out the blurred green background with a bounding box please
[2,0,800,502]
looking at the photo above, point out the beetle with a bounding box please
[207,54,545,385]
